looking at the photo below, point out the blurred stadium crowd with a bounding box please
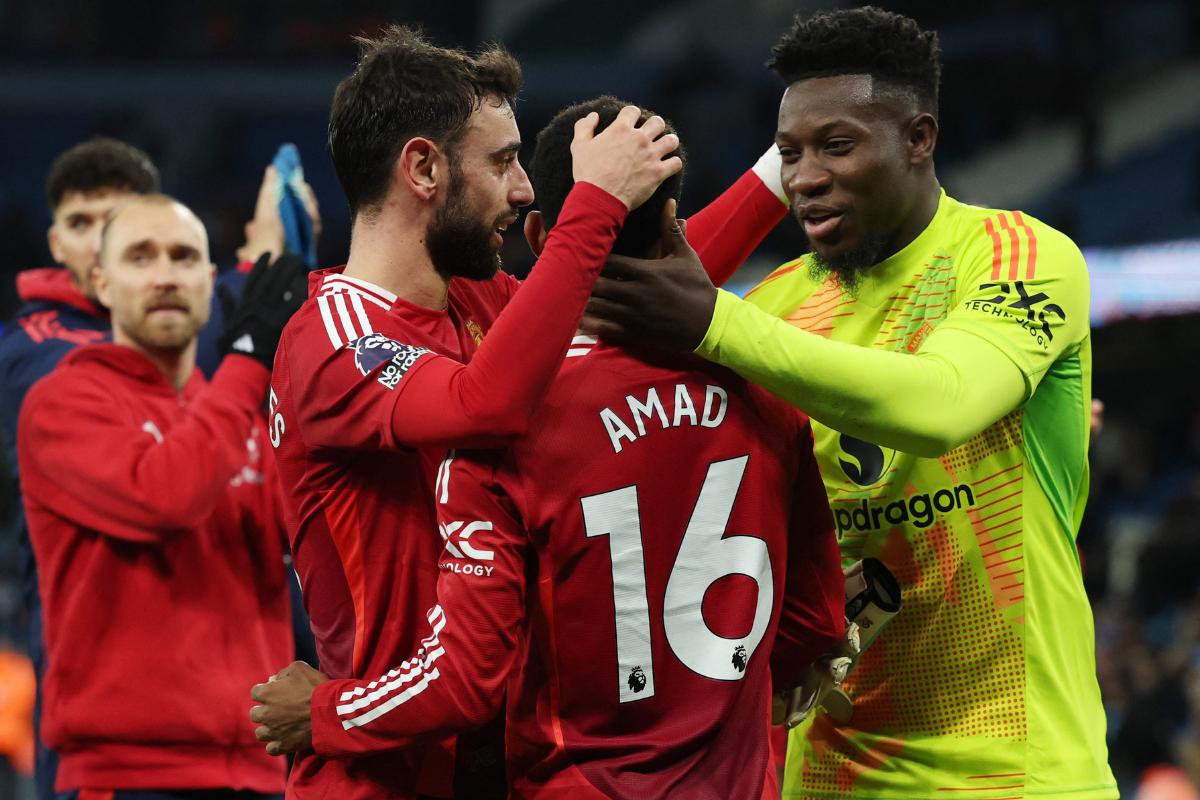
[0,0,1199,797]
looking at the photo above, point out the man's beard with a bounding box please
[138,324,199,351]
[123,308,204,353]
[807,229,892,295]
[427,173,503,282]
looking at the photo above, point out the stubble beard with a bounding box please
[807,229,893,295]
[426,166,503,282]
[122,305,204,354]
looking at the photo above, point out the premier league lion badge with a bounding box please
[346,334,430,389]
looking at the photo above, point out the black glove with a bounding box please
[217,252,308,369]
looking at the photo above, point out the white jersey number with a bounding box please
[581,455,774,704]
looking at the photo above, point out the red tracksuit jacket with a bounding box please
[17,345,292,793]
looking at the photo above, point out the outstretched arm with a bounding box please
[291,108,683,451]
[684,146,789,286]
[584,215,1088,457]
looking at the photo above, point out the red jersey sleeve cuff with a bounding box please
[565,181,630,225]
[309,678,353,757]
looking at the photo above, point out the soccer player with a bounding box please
[0,139,312,800]
[266,27,789,800]
[267,27,682,800]
[581,8,1117,799]
[0,137,158,800]
[252,97,846,800]
[17,194,304,799]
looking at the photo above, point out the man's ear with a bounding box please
[524,210,548,257]
[91,263,110,308]
[907,113,938,166]
[395,138,444,202]
[47,225,64,265]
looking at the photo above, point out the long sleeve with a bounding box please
[310,453,528,756]
[18,354,268,541]
[685,158,789,287]
[288,182,627,452]
[696,293,1025,457]
[770,421,846,689]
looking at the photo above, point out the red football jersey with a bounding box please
[272,184,630,798]
[309,338,845,800]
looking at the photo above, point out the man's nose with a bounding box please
[510,161,535,208]
[785,157,833,199]
[150,256,182,287]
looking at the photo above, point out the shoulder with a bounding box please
[944,195,1085,281]
[21,348,111,420]
[285,274,411,363]
[743,255,820,312]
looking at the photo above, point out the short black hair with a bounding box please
[768,6,941,114]
[45,137,160,213]
[329,24,523,220]
[530,96,684,257]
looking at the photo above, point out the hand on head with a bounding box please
[570,105,682,211]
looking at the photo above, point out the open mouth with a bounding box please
[801,211,844,239]
[491,216,517,247]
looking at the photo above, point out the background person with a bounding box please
[17,194,304,800]
[0,139,318,800]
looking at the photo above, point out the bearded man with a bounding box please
[17,194,306,800]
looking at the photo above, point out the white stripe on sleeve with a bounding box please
[317,296,343,348]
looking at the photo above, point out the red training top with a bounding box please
[310,339,845,800]
[18,347,292,793]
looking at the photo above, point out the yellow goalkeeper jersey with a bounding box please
[705,191,1116,799]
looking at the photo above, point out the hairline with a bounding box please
[100,196,210,266]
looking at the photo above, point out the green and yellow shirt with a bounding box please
[698,190,1116,799]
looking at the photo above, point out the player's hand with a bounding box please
[773,559,902,728]
[570,105,682,211]
[237,166,287,264]
[217,252,308,369]
[249,660,328,756]
[582,200,716,351]
[772,625,860,729]
[298,178,322,245]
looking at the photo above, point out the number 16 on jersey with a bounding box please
[581,455,774,704]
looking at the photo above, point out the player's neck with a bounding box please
[344,216,450,310]
[115,329,196,393]
[880,175,941,262]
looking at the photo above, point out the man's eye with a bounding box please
[825,139,854,154]
[778,148,800,163]
[69,218,90,231]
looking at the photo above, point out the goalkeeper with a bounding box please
[583,7,1116,800]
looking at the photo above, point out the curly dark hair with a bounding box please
[768,6,941,114]
[531,96,685,258]
[45,137,159,213]
[329,24,523,220]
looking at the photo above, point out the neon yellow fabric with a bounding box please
[697,190,1115,799]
